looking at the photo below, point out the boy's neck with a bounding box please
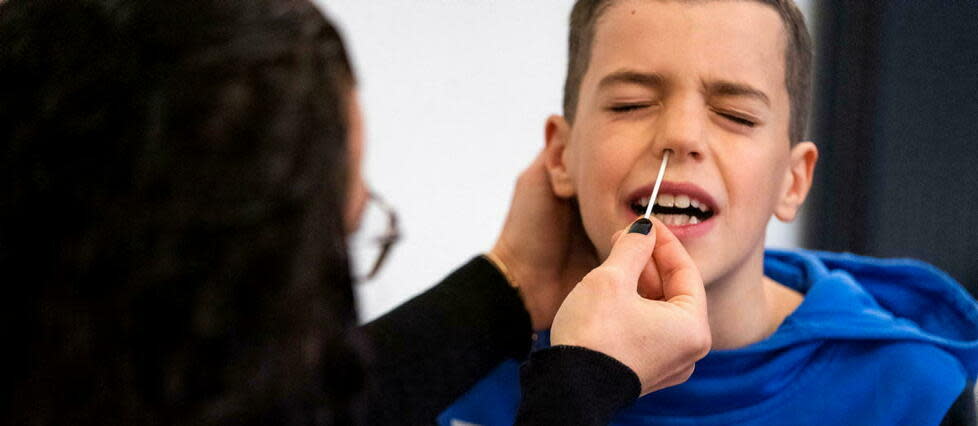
[705,247,804,350]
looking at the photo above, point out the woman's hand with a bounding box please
[550,218,711,396]
[488,149,599,330]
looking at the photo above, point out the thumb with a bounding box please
[650,220,707,312]
[602,217,657,289]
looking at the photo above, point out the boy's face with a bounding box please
[546,0,817,287]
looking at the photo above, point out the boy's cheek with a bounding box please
[567,135,637,260]
[575,191,618,261]
[585,221,615,261]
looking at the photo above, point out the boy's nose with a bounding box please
[655,100,706,161]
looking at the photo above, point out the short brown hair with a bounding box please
[563,0,813,144]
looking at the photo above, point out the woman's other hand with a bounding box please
[550,218,711,395]
[489,149,599,330]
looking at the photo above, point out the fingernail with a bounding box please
[629,218,653,235]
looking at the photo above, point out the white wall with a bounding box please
[320,1,816,322]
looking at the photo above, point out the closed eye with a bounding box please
[608,103,653,113]
[714,110,757,128]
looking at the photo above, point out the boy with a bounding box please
[440,0,978,424]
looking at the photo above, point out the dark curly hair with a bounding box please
[1,0,361,423]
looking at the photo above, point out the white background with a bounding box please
[319,0,816,322]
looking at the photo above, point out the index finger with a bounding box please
[601,218,657,289]
[650,220,707,311]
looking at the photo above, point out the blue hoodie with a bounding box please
[439,250,978,425]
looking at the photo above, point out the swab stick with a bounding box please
[643,150,672,219]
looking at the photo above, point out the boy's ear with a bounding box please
[544,115,576,198]
[774,142,818,222]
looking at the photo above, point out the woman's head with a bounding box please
[1,0,361,423]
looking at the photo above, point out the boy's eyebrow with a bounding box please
[597,69,665,91]
[706,80,771,107]
[597,70,771,108]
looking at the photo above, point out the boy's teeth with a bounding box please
[651,213,702,226]
[651,193,711,212]
[634,197,651,211]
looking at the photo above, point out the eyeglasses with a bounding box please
[349,191,400,281]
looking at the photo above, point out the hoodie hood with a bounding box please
[759,249,978,358]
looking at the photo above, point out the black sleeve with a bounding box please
[515,345,641,426]
[359,256,533,425]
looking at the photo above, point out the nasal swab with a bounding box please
[643,149,671,219]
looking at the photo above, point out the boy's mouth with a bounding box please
[626,182,718,226]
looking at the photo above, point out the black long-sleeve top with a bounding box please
[360,256,641,425]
